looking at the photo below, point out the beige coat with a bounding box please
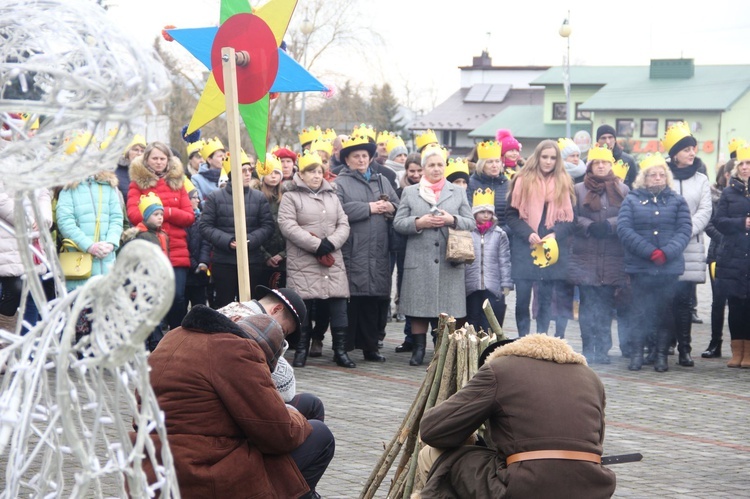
[0,182,52,277]
[278,175,350,300]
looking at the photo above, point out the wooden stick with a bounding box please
[468,332,478,380]
[402,439,422,499]
[221,47,251,301]
[483,299,506,340]
[436,333,457,405]
[426,316,453,411]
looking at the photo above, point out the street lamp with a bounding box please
[299,18,314,130]
[559,12,572,138]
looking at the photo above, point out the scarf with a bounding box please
[669,161,699,181]
[510,175,574,231]
[583,171,624,211]
[564,159,587,180]
[419,176,446,206]
[476,220,494,235]
[147,165,168,179]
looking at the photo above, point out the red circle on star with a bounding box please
[211,13,279,104]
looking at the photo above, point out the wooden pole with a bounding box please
[222,47,251,301]
[483,298,506,340]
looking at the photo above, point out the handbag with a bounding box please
[445,227,475,264]
[59,184,102,280]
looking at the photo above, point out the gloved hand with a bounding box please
[315,237,335,256]
[195,263,208,274]
[588,221,611,239]
[650,249,666,266]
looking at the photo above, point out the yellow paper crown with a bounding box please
[138,192,163,216]
[221,149,252,174]
[472,188,495,208]
[415,129,438,151]
[342,134,372,150]
[530,239,559,268]
[310,139,333,156]
[184,177,197,195]
[736,145,750,162]
[98,128,118,150]
[321,128,337,141]
[477,140,502,160]
[557,137,576,152]
[256,152,283,177]
[661,121,692,153]
[298,150,324,170]
[187,139,206,158]
[298,126,322,146]
[611,160,629,180]
[64,131,96,155]
[587,145,615,164]
[351,123,376,142]
[123,134,146,155]
[376,130,391,144]
[444,158,470,179]
[386,134,406,154]
[421,143,448,161]
[18,112,40,130]
[200,137,225,160]
[639,153,667,170]
[729,137,747,155]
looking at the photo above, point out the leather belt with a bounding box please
[506,450,602,465]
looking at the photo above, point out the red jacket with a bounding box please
[127,156,194,267]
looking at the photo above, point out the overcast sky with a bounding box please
[106,0,750,111]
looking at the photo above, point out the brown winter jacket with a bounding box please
[139,306,311,498]
[420,334,616,498]
[278,175,350,300]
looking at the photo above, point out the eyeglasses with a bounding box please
[242,168,254,174]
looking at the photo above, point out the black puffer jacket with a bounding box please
[187,211,212,286]
[714,177,750,298]
[200,183,275,266]
[705,184,724,264]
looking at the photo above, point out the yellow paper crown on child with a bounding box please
[557,137,576,152]
[138,192,163,218]
[351,123,376,142]
[472,188,495,208]
[200,137,225,160]
[298,150,323,170]
[298,126,322,146]
[310,139,333,156]
[639,153,667,170]
[321,128,337,141]
[661,121,692,154]
[530,238,559,268]
[736,145,750,162]
[386,134,406,154]
[342,134,372,150]
[611,159,629,180]
[186,139,206,158]
[444,157,470,178]
[376,130,391,144]
[415,129,438,151]
[587,145,615,164]
[221,149,252,174]
[729,137,747,155]
[421,143,448,161]
[256,152,282,177]
[477,140,502,160]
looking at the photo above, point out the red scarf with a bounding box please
[476,220,494,234]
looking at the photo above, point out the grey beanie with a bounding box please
[388,145,408,161]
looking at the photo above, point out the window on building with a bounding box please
[641,119,658,138]
[440,130,457,148]
[575,103,591,121]
[616,119,636,138]
[552,102,567,120]
[665,119,684,133]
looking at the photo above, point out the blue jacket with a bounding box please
[465,224,512,297]
[714,177,750,299]
[56,172,124,289]
[616,187,692,275]
[468,172,510,228]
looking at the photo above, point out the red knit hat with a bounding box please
[496,129,521,153]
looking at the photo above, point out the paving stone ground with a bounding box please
[2,281,748,498]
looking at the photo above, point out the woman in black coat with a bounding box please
[714,149,750,368]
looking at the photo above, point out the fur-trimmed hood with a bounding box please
[128,154,186,191]
[65,170,119,190]
[487,333,587,365]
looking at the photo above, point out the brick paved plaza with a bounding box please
[1,281,748,498]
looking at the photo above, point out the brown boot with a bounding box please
[741,340,750,368]
[727,340,744,368]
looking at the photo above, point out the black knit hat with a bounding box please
[446,171,470,184]
[596,124,617,141]
[255,286,306,333]
[669,135,698,158]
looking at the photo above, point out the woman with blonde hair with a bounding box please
[506,139,575,337]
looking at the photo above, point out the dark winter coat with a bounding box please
[127,156,195,268]
[714,177,750,299]
[186,211,211,287]
[115,156,131,201]
[616,187,692,276]
[335,168,399,297]
[505,196,576,282]
[612,144,637,189]
[467,171,510,228]
[139,305,311,498]
[199,182,275,266]
[705,184,724,264]
[260,196,287,263]
[419,334,616,499]
[570,181,629,287]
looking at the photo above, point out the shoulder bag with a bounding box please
[60,184,102,280]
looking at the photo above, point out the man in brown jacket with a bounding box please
[418,334,616,498]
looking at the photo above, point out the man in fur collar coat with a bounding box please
[418,334,616,498]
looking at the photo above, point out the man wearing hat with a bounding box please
[140,289,334,499]
[596,124,638,189]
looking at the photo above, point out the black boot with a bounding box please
[675,309,694,367]
[409,334,426,366]
[654,328,669,372]
[293,326,312,367]
[628,334,644,371]
[701,339,723,358]
[332,328,356,368]
[395,340,413,353]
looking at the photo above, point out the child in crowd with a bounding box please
[185,188,211,310]
[122,192,169,350]
[464,188,512,332]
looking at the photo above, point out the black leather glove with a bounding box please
[315,238,335,256]
[588,221,611,239]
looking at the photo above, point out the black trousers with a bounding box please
[347,296,389,352]
[185,284,207,309]
[671,281,694,353]
[630,274,677,345]
[466,290,506,333]
[578,285,615,357]
[290,419,335,494]
[514,279,561,336]
[727,297,750,340]
[289,392,325,422]
[210,262,265,309]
